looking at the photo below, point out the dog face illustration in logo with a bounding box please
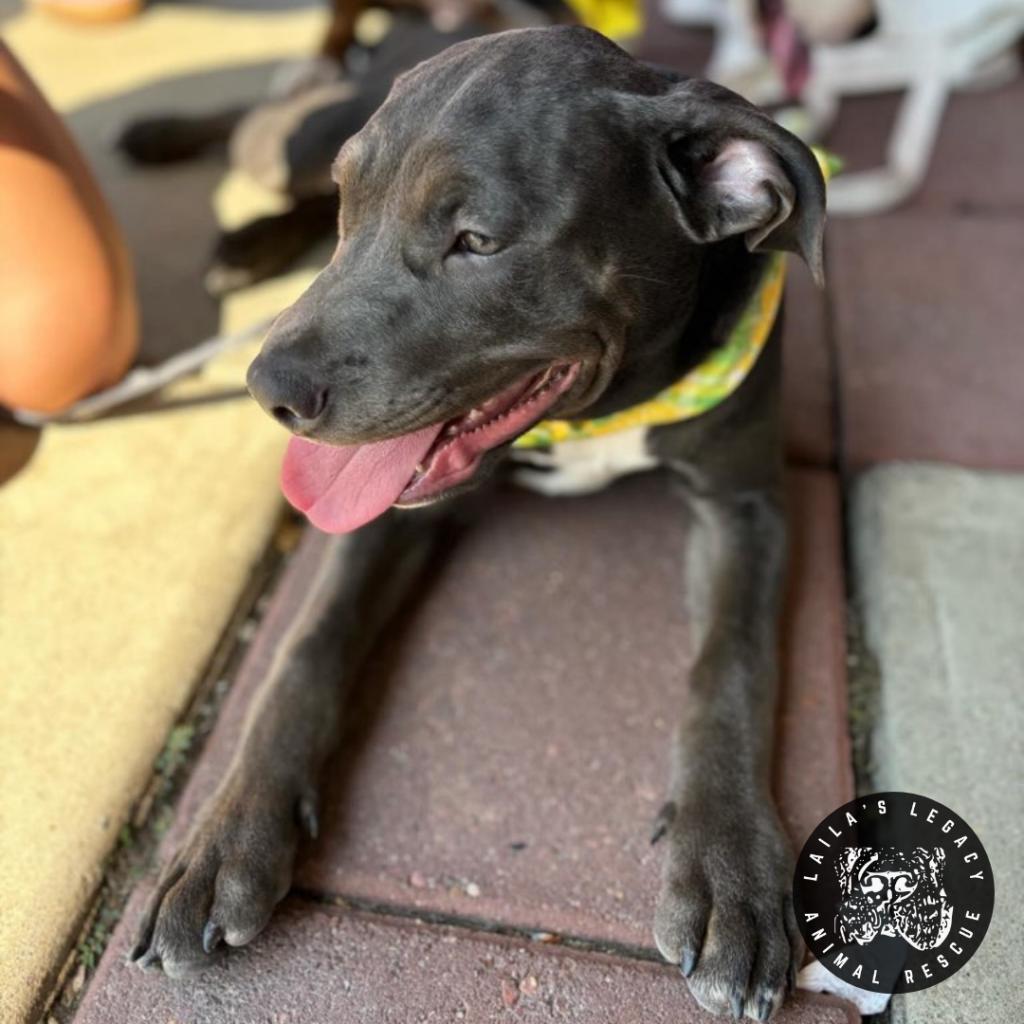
[836,847,954,951]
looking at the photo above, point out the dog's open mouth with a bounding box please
[281,362,580,533]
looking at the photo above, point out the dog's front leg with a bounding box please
[130,508,449,977]
[653,479,799,1021]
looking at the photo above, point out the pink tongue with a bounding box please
[282,424,444,534]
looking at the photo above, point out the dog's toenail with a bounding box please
[202,921,224,954]
[135,947,162,970]
[650,801,677,844]
[757,995,772,1021]
[730,992,743,1019]
[679,949,696,977]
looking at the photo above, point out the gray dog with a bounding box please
[131,26,825,1021]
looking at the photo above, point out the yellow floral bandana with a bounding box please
[512,148,836,451]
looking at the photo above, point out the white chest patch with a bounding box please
[508,425,659,497]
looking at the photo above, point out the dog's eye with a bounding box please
[453,231,501,256]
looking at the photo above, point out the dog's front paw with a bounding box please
[653,798,801,1020]
[129,780,317,977]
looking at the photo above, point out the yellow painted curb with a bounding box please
[0,7,327,1021]
[5,5,326,109]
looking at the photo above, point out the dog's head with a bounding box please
[247,26,825,532]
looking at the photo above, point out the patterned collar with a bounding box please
[513,252,784,450]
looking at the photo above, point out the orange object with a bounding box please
[30,0,143,24]
[0,42,138,414]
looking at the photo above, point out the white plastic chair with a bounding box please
[662,0,786,105]
[805,0,1024,214]
[661,0,1024,215]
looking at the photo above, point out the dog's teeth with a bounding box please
[415,463,426,474]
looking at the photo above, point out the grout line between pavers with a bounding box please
[290,886,667,965]
[291,889,861,1020]
[821,243,850,555]
[821,234,882,801]
[822,220,889,1024]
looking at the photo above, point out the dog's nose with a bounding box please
[246,355,328,431]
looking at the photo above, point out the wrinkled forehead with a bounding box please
[336,107,562,190]
[333,124,554,230]
[333,109,570,229]
[333,28,664,205]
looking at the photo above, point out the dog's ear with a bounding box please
[628,80,826,285]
